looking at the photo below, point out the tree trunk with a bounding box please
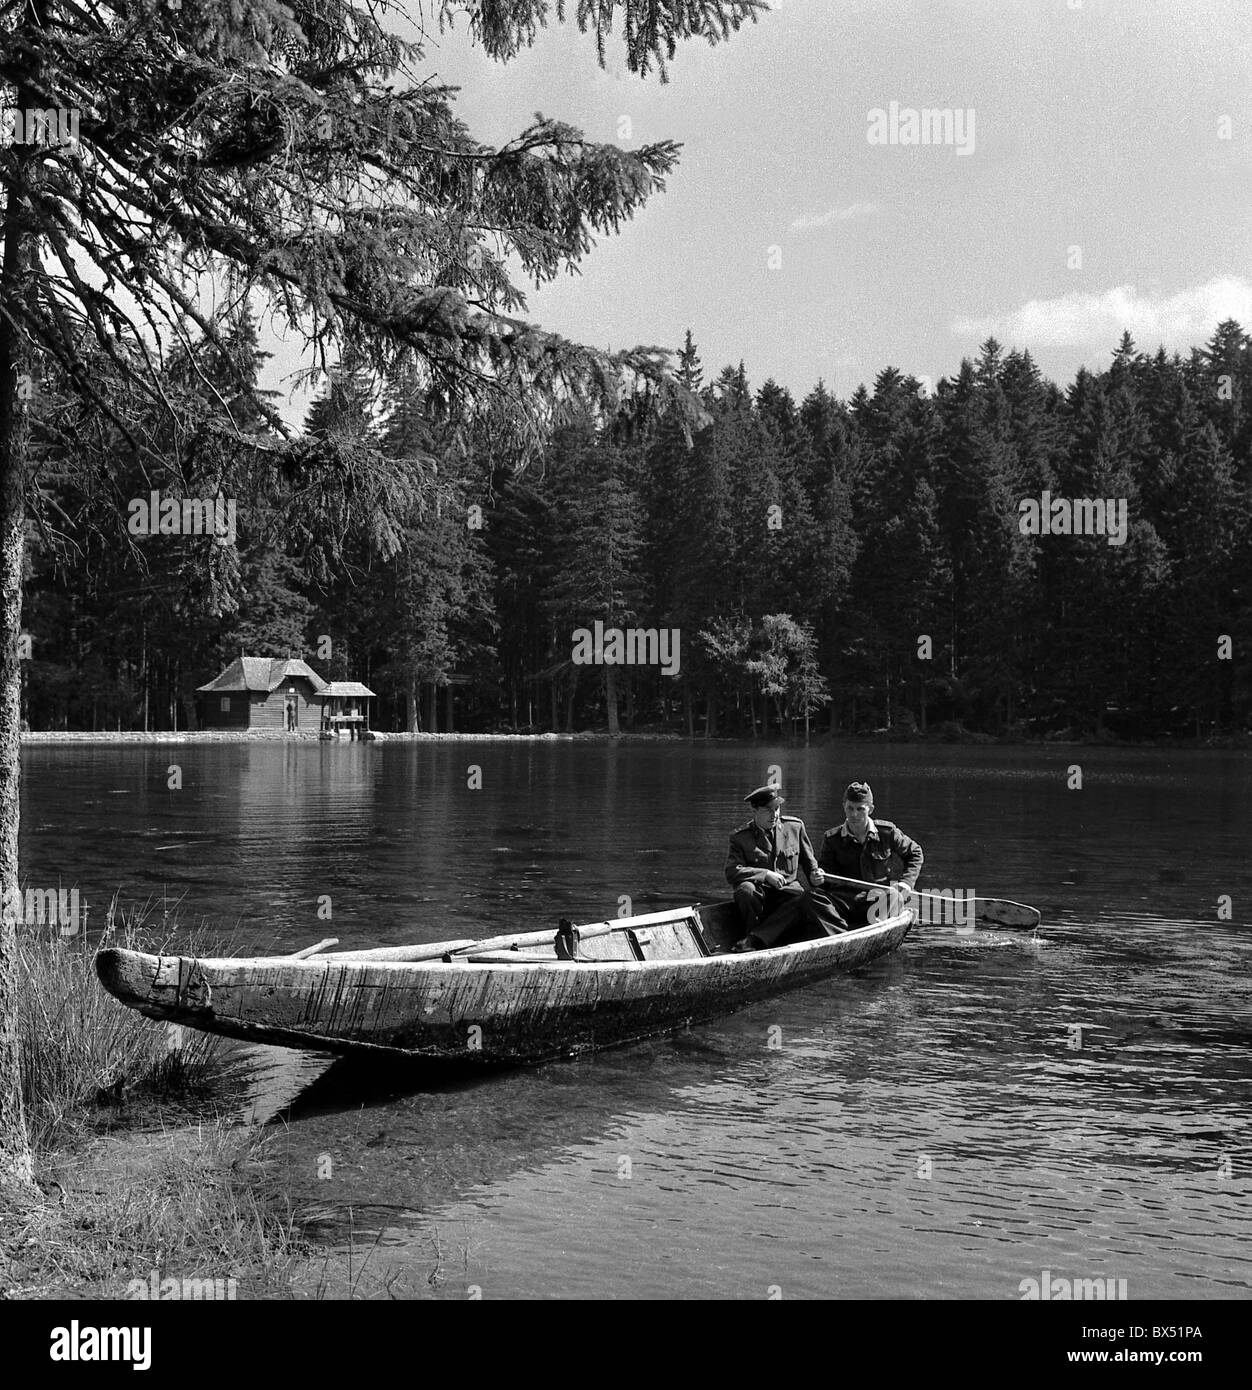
[407,677,418,733]
[564,667,578,731]
[445,680,454,734]
[0,25,41,1185]
[683,681,693,738]
[605,663,620,736]
[426,681,437,734]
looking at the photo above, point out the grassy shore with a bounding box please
[0,911,318,1299]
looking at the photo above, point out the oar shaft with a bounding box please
[289,937,339,959]
[820,872,914,896]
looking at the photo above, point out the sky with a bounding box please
[263,0,1252,421]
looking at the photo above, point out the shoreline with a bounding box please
[19,729,674,744]
[19,729,1252,749]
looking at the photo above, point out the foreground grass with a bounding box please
[3,905,432,1299]
[1,905,317,1298]
[14,901,239,1153]
[1,1125,313,1299]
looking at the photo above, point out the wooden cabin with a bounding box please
[197,657,377,733]
[196,657,328,731]
[196,657,326,731]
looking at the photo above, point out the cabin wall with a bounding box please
[254,681,322,730]
[250,694,285,729]
[199,679,323,729]
[198,694,253,728]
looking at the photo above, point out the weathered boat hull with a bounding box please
[95,904,913,1065]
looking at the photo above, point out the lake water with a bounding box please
[21,740,1252,1299]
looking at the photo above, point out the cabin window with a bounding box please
[220,697,230,712]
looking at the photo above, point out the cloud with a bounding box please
[950,277,1252,350]
[789,201,881,233]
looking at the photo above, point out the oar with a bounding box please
[333,936,518,963]
[289,937,339,959]
[816,873,1041,930]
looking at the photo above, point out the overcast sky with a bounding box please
[264,0,1252,420]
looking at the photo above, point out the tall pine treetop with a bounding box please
[1,0,761,464]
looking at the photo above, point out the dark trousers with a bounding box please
[809,890,867,932]
[734,882,849,947]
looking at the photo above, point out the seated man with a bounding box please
[812,781,923,929]
[724,785,837,951]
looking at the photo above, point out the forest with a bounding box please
[20,315,1251,741]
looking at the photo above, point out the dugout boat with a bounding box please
[94,901,914,1066]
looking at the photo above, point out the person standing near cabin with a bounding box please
[812,782,924,929]
[724,786,839,951]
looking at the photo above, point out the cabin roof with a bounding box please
[322,681,376,699]
[197,657,328,694]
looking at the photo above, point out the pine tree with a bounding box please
[545,425,646,733]
[677,329,704,391]
[486,475,557,730]
[642,341,730,732]
[1191,320,1252,480]
[933,350,1038,731]
[839,366,943,730]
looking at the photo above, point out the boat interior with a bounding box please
[314,901,833,966]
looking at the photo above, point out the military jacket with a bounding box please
[816,817,924,888]
[724,815,820,888]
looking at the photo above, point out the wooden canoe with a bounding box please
[94,901,914,1066]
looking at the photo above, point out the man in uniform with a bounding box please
[812,781,923,929]
[724,785,841,951]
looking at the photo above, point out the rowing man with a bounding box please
[812,781,924,929]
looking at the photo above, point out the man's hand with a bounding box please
[763,870,786,890]
[810,867,826,886]
[891,881,914,901]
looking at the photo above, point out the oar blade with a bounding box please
[973,898,1041,930]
